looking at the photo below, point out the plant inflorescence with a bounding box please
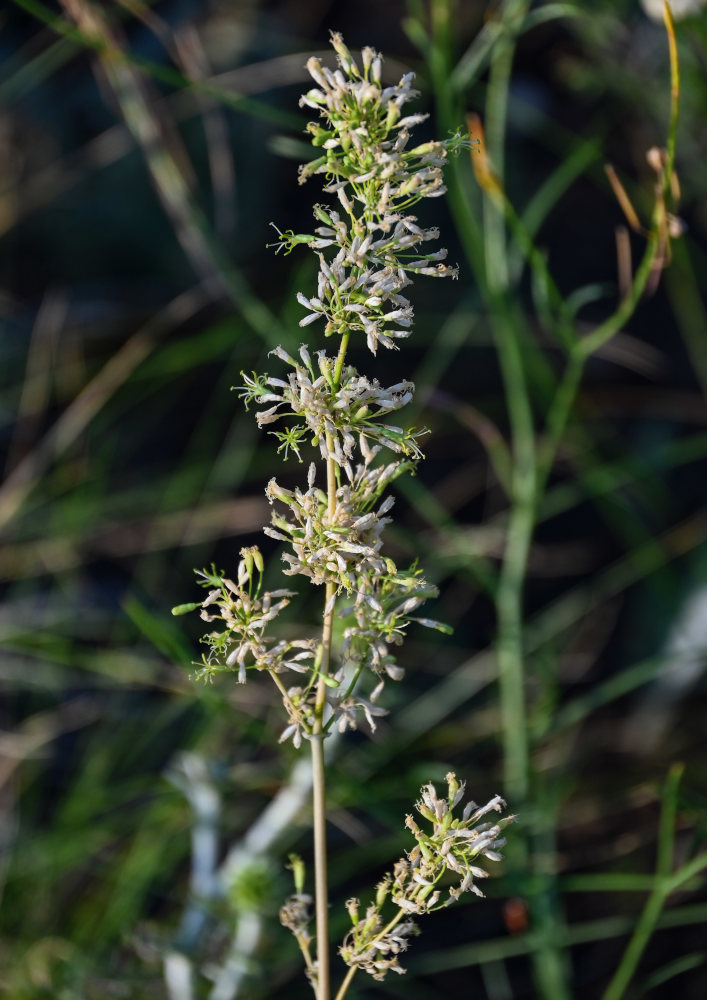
[174,32,513,999]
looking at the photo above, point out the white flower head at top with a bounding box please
[272,31,470,357]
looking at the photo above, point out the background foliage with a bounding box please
[1,1,706,997]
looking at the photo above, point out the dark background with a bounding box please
[1,1,706,998]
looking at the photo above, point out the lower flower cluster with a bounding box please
[339,898,419,981]
[337,774,513,982]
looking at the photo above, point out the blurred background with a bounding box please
[1,1,707,998]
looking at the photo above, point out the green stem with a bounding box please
[429,0,535,809]
[269,670,308,733]
[476,3,571,996]
[333,331,351,390]
[577,232,660,358]
[537,349,584,493]
[662,1,680,195]
[482,0,534,809]
[495,442,535,805]
[424,8,682,1000]
[312,519,336,1000]
[601,764,684,1000]
[295,930,317,979]
[311,726,330,1000]
[333,965,357,1000]
[312,318,352,999]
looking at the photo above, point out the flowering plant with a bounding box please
[174,33,512,1000]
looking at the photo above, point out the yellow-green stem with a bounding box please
[311,726,330,1000]
[295,930,316,978]
[312,325,350,999]
[333,331,350,389]
[333,965,357,1000]
[312,568,335,1000]
[335,905,408,1000]
[270,670,305,731]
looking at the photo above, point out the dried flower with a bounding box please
[280,892,314,942]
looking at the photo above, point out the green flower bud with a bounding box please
[286,853,306,895]
[171,602,201,616]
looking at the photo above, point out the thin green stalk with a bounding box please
[311,729,330,1000]
[333,965,357,1000]
[270,671,305,730]
[294,930,317,980]
[332,332,351,390]
[495,460,534,804]
[312,333,351,1000]
[439,3,570,996]
[482,12,537,807]
[430,0,536,809]
[662,1,680,191]
[311,466,338,1000]
[537,349,584,493]
[577,232,660,358]
[601,764,684,1000]
[483,5,520,292]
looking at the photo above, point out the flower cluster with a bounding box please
[274,34,465,360]
[340,563,450,681]
[239,344,424,464]
[393,773,512,912]
[264,459,396,591]
[340,891,419,981]
[178,33,465,733]
[173,547,315,685]
[339,774,513,981]
[298,34,462,211]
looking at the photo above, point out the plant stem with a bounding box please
[333,965,357,1000]
[601,764,684,1000]
[495,433,535,805]
[312,563,336,1000]
[482,0,534,810]
[311,321,350,998]
[333,331,350,389]
[476,3,572,995]
[295,931,317,979]
[334,906,409,999]
[423,7,682,1000]
[270,671,306,731]
[311,726,330,1000]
